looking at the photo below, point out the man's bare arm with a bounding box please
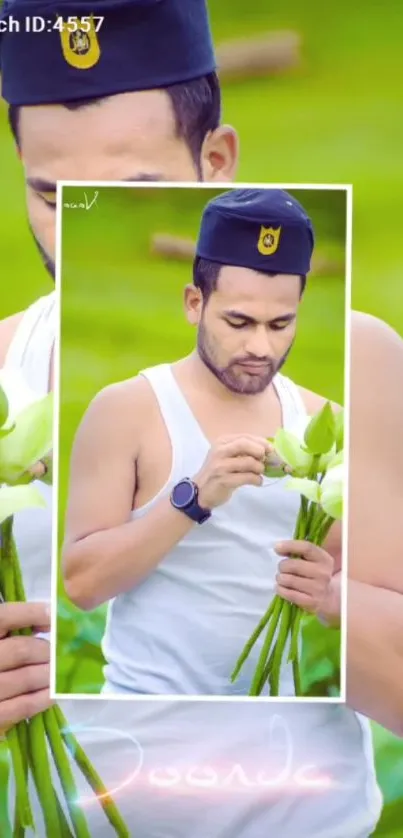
[62,378,196,610]
[63,376,272,611]
[346,311,403,734]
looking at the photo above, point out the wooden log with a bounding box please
[151,234,196,261]
[216,31,302,82]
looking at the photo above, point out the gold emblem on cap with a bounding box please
[257,226,282,256]
[59,16,101,70]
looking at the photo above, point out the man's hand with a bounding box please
[194,434,272,509]
[28,460,47,480]
[0,602,53,734]
[274,540,340,627]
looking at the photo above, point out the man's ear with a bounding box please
[200,125,239,182]
[184,284,203,325]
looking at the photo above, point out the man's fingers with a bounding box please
[226,472,264,489]
[0,664,50,702]
[0,636,50,672]
[276,572,323,596]
[276,586,314,610]
[222,456,265,475]
[0,689,54,731]
[275,540,333,565]
[28,460,46,479]
[277,557,324,578]
[222,437,272,461]
[219,433,272,446]
[0,602,51,639]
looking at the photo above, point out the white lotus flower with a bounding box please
[320,463,344,519]
[285,462,344,520]
[0,368,38,428]
[317,443,337,473]
[0,484,46,525]
[273,428,313,475]
[0,368,53,522]
[284,476,321,503]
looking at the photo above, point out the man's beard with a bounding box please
[197,320,293,395]
[29,224,55,280]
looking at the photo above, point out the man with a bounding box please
[0,0,392,835]
[0,0,238,278]
[62,188,342,697]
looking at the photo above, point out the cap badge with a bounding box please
[257,226,282,256]
[59,16,101,70]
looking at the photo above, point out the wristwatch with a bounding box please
[170,478,212,524]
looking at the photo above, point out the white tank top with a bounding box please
[3,294,383,838]
[103,364,310,696]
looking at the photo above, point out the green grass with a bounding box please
[0,0,402,834]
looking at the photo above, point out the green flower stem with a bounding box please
[292,657,302,696]
[53,706,130,838]
[27,715,60,837]
[309,455,321,479]
[230,597,277,682]
[258,644,277,693]
[8,531,30,629]
[298,497,308,538]
[248,596,283,696]
[293,499,306,541]
[7,727,33,832]
[14,721,32,836]
[308,508,328,544]
[7,524,88,835]
[303,497,321,539]
[268,601,293,696]
[0,519,34,830]
[288,605,302,663]
[26,724,74,838]
[12,819,25,838]
[54,795,75,838]
[316,515,336,545]
[43,710,92,838]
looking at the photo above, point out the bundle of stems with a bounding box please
[230,495,335,696]
[0,377,130,837]
[231,402,343,697]
[0,516,130,838]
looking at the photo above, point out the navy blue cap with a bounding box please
[196,189,314,276]
[0,0,216,105]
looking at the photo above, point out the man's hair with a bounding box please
[7,72,221,174]
[193,256,307,301]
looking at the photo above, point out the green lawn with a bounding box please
[0,0,402,835]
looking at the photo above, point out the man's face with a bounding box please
[17,89,237,277]
[187,266,301,395]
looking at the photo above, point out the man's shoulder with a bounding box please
[0,311,25,367]
[84,373,158,432]
[351,309,403,362]
[296,384,341,414]
[350,310,403,466]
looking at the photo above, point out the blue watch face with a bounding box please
[173,479,195,509]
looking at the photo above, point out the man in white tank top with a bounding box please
[1,2,402,834]
[0,200,384,837]
[63,188,343,699]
